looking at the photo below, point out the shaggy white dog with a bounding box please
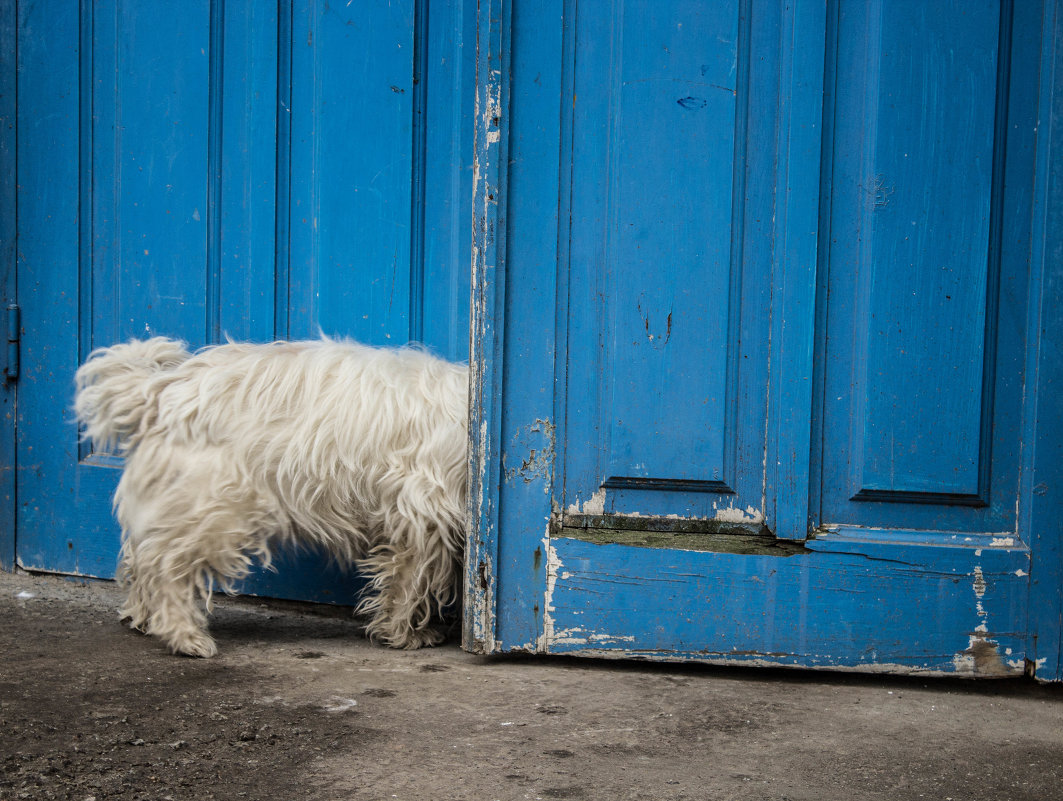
[74,336,468,657]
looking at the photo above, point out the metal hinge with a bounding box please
[5,303,19,381]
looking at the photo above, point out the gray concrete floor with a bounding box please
[2,569,1062,801]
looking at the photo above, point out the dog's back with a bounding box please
[74,337,192,453]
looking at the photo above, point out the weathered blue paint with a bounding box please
[0,0,15,569]
[466,0,1063,677]
[816,0,1031,533]
[540,533,1028,675]
[464,0,513,652]
[10,0,474,604]
[1026,0,1063,681]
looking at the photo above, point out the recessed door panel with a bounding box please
[817,0,1028,533]
[563,0,773,524]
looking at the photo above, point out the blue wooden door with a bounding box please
[8,0,474,603]
[466,0,1063,678]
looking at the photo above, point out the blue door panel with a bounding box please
[537,535,1028,675]
[287,1,416,344]
[13,0,474,605]
[89,0,213,348]
[466,0,1062,677]
[563,0,774,524]
[817,0,1035,534]
[219,0,284,343]
[848,1,998,498]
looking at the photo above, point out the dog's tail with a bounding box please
[74,337,191,452]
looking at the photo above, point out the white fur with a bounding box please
[74,336,468,657]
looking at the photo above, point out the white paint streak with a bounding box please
[551,627,590,646]
[589,632,636,644]
[990,536,1016,548]
[547,627,637,647]
[538,535,563,650]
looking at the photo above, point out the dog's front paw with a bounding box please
[168,630,219,658]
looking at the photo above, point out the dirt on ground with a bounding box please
[2,569,1063,801]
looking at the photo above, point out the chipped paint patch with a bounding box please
[504,418,555,487]
[712,504,765,525]
[953,636,1009,676]
[952,564,1013,676]
[566,487,607,516]
[550,627,636,646]
[468,553,497,653]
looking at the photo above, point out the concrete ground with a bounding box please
[2,569,1062,801]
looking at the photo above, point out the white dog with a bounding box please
[74,336,468,657]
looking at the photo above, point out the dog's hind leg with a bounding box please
[115,448,271,657]
[120,557,219,658]
[116,504,226,658]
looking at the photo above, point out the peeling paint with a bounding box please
[566,487,606,516]
[951,564,1014,676]
[466,552,496,654]
[537,534,635,649]
[538,535,562,651]
[550,627,636,646]
[953,636,1009,676]
[504,418,555,487]
[712,503,765,525]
